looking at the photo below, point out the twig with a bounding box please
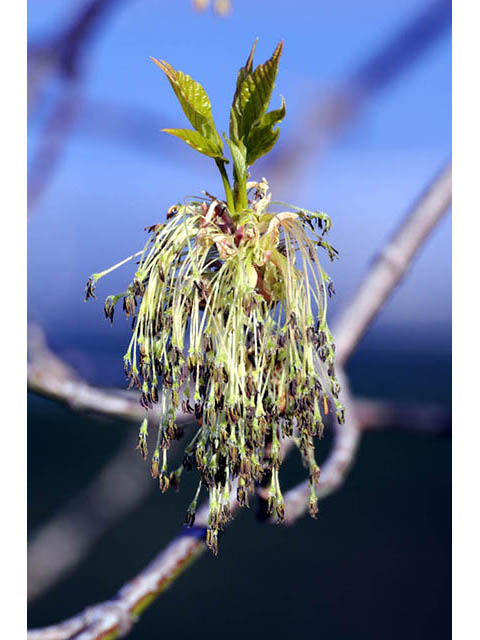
[27,439,152,603]
[28,325,152,423]
[27,531,207,640]
[28,81,84,211]
[333,162,452,366]
[355,397,451,436]
[27,501,221,640]
[29,0,122,86]
[28,0,124,210]
[28,162,452,640]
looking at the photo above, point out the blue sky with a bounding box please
[28,0,451,355]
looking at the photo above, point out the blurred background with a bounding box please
[27,1,451,639]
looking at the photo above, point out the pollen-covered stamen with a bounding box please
[85,277,97,301]
[87,180,343,553]
[136,418,149,460]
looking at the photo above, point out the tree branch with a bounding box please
[333,162,451,366]
[355,397,451,436]
[28,440,152,603]
[28,1,124,210]
[28,325,158,424]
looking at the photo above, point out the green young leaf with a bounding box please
[246,126,280,167]
[152,57,223,155]
[230,39,258,140]
[163,128,228,160]
[229,41,283,144]
[258,96,286,130]
[235,38,258,90]
[245,96,286,166]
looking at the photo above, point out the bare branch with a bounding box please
[355,397,451,436]
[28,82,84,211]
[27,441,152,603]
[27,502,220,640]
[333,162,452,367]
[28,1,124,210]
[28,325,151,423]
[29,0,122,82]
[27,533,206,640]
